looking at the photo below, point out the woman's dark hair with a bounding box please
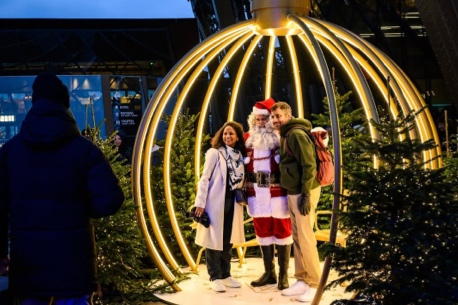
[115,130,127,141]
[211,121,246,156]
[115,130,132,164]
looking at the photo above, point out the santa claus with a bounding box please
[244,97,292,290]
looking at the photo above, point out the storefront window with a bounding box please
[0,75,163,148]
[109,76,147,148]
[0,75,106,146]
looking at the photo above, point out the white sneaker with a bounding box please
[281,280,309,296]
[210,279,226,292]
[222,276,242,288]
[298,287,317,302]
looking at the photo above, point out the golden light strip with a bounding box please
[312,17,440,168]
[229,35,264,111]
[366,47,440,167]
[309,34,380,133]
[353,35,424,140]
[132,21,254,290]
[288,15,342,305]
[311,34,398,169]
[264,35,276,99]
[285,35,304,117]
[129,27,236,290]
[302,29,379,140]
[161,26,255,272]
[315,20,440,168]
[313,22,408,120]
[163,29,258,272]
[193,25,256,176]
[352,40,437,166]
[132,8,441,295]
[397,66,442,166]
[301,17,378,121]
[223,33,256,121]
[143,24,252,275]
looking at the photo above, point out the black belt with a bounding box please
[246,172,280,184]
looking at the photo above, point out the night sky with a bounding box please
[0,0,194,19]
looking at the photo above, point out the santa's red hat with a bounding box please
[252,97,275,116]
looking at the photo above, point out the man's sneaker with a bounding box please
[210,279,226,292]
[222,276,242,288]
[298,287,317,302]
[281,280,309,296]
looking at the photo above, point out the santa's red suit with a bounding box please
[245,99,293,246]
[245,97,292,290]
[244,118,292,245]
[244,98,293,290]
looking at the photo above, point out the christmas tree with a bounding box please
[151,110,211,265]
[324,109,458,304]
[82,124,167,305]
[312,88,366,225]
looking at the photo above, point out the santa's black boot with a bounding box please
[276,244,291,290]
[250,245,277,287]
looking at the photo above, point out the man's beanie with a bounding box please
[32,73,70,109]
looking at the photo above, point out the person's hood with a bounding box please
[280,117,312,136]
[19,99,80,149]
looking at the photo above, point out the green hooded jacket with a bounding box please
[278,117,320,195]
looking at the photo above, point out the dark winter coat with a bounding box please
[0,99,124,298]
[278,117,320,195]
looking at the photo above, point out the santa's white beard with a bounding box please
[245,126,279,151]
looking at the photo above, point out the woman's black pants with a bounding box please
[205,194,235,281]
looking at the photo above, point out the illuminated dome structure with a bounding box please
[131,0,441,302]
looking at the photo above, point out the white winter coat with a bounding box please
[194,147,245,251]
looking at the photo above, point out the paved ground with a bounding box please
[1,258,352,305]
[154,258,352,305]
[0,277,170,304]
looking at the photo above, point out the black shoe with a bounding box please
[250,269,277,287]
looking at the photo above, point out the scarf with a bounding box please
[224,145,245,190]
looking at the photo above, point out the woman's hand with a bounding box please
[195,207,205,218]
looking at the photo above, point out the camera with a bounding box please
[186,207,210,228]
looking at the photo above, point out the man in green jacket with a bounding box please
[270,101,321,303]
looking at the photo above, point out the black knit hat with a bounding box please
[32,73,70,109]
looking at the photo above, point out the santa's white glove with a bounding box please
[244,156,251,164]
[274,154,280,164]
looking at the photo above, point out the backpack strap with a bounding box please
[284,126,312,157]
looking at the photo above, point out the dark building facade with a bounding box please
[0,18,199,147]
[189,0,457,132]
[1,2,458,144]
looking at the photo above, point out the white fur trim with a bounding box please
[256,234,293,246]
[252,107,270,116]
[271,196,290,218]
[247,190,289,218]
[274,235,293,245]
[311,126,326,133]
[311,126,329,146]
[252,149,271,172]
[247,186,272,217]
[257,236,275,246]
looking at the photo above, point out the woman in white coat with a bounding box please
[194,121,246,293]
